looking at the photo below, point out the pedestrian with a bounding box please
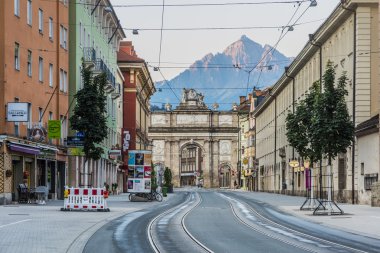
[234,180,237,189]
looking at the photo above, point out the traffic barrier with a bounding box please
[61,187,110,212]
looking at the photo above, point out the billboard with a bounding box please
[127,150,152,193]
[7,102,28,122]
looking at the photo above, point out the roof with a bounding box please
[355,114,379,137]
[117,41,145,63]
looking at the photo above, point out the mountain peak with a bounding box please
[153,35,292,110]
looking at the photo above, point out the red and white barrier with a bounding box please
[61,187,110,212]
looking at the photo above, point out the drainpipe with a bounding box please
[309,33,323,199]
[285,67,295,195]
[268,90,277,192]
[341,1,356,205]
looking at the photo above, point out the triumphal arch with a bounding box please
[149,89,239,188]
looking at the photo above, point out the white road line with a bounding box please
[0,219,32,229]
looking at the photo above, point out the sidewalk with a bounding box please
[233,190,380,240]
[0,193,172,253]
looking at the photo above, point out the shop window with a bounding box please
[364,174,378,191]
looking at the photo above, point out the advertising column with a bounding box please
[127,150,152,193]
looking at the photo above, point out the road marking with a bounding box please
[0,219,31,229]
[370,216,380,219]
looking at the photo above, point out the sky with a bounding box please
[110,0,341,82]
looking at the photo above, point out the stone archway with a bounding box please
[179,142,204,187]
[219,163,232,188]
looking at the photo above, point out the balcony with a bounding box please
[93,59,115,93]
[111,83,121,99]
[83,47,96,68]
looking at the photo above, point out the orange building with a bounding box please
[0,0,69,203]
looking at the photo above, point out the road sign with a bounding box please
[289,160,299,168]
[67,136,84,147]
[76,131,85,137]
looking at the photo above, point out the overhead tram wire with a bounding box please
[241,2,302,97]
[48,0,310,8]
[250,1,302,93]
[158,0,165,69]
[246,1,315,96]
[157,68,182,103]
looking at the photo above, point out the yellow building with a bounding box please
[253,0,379,204]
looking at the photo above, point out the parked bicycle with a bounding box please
[128,190,162,202]
[147,190,163,202]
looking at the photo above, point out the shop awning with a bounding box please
[8,142,40,155]
[38,144,59,152]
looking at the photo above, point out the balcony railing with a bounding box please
[83,47,96,66]
[111,83,121,99]
[93,59,116,93]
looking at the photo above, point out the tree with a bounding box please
[151,163,158,191]
[311,61,354,206]
[286,81,322,166]
[164,167,172,188]
[312,61,355,164]
[70,65,108,161]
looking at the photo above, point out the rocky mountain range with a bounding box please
[151,35,293,111]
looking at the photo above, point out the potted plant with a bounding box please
[151,163,158,192]
[164,167,173,193]
[112,183,118,195]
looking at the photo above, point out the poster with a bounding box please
[127,150,152,193]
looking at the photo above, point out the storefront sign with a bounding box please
[109,149,121,160]
[123,131,130,151]
[68,147,85,156]
[7,102,28,122]
[48,120,61,139]
[289,160,299,168]
[29,125,47,142]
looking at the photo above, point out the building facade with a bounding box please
[149,89,239,188]
[117,41,155,192]
[68,0,125,189]
[253,0,379,204]
[0,0,69,203]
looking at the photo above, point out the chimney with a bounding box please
[239,96,246,104]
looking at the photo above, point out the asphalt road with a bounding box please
[84,189,380,253]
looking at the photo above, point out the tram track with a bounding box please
[220,192,370,253]
[148,191,213,253]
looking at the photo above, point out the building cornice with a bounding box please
[253,0,374,117]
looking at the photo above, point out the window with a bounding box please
[79,22,82,46]
[63,70,67,92]
[49,64,53,87]
[49,17,53,40]
[27,0,32,25]
[27,50,32,76]
[14,0,20,16]
[38,57,43,82]
[364,174,378,191]
[14,43,20,70]
[38,107,43,122]
[28,103,32,129]
[59,69,63,91]
[60,69,67,92]
[60,25,67,49]
[14,98,20,136]
[38,9,43,33]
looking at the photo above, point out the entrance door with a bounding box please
[219,164,231,188]
[180,145,202,187]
